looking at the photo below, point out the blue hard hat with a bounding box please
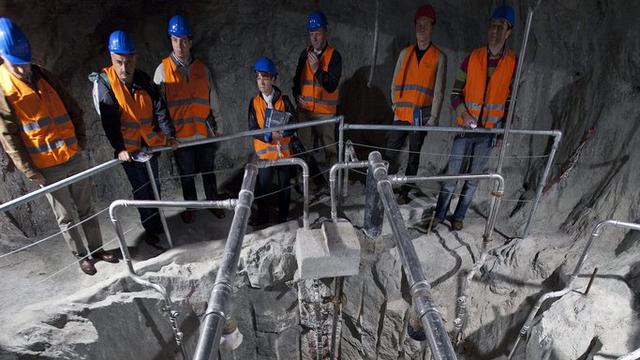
[491,5,515,28]
[253,56,278,76]
[307,11,328,31]
[168,15,192,37]
[0,17,31,65]
[108,30,135,54]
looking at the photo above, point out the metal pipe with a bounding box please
[329,161,369,221]
[144,159,173,248]
[108,199,234,360]
[342,140,357,197]
[368,151,456,360]
[508,219,640,359]
[341,123,561,137]
[343,123,561,240]
[151,117,342,153]
[495,1,538,176]
[388,173,505,240]
[193,160,259,360]
[366,0,380,88]
[570,220,640,282]
[257,158,310,229]
[617,347,640,360]
[507,287,572,359]
[0,158,121,213]
[329,277,344,360]
[453,252,488,345]
[337,116,345,205]
[521,126,562,237]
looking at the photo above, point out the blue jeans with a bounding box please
[435,134,494,222]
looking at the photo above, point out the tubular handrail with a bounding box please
[0,116,342,214]
[388,173,505,240]
[508,219,640,359]
[341,123,561,137]
[257,158,310,229]
[109,198,237,360]
[329,161,369,221]
[0,159,121,213]
[368,151,457,360]
[341,123,562,239]
[193,159,259,360]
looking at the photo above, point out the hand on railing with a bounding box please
[166,137,179,150]
[117,150,132,162]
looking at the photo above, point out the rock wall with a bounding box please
[0,0,638,241]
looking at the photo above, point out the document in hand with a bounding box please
[265,109,292,129]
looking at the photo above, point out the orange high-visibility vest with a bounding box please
[252,94,291,160]
[0,65,77,169]
[393,45,441,124]
[162,57,210,139]
[104,66,166,152]
[456,47,516,129]
[299,46,339,115]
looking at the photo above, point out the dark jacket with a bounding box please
[95,68,175,156]
[292,44,342,98]
[248,85,297,143]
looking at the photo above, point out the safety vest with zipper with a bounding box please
[161,57,210,140]
[299,46,339,115]
[456,47,516,129]
[104,65,166,152]
[0,64,77,169]
[392,45,441,124]
[252,94,291,160]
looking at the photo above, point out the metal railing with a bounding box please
[368,151,456,360]
[340,123,562,238]
[508,219,640,359]
[388,173,504,241]
[109,198,237,360]
[257,158,310,229]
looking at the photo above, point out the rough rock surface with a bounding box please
[0,0,639,359]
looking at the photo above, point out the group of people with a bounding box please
[0,3,517,275]
[383,4,517,231]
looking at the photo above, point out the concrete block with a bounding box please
[295,219,361,280]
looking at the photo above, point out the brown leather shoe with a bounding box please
[181,210,195,224]
[208,208,226,219]
[79,258,96,276]
[95,250,119,263]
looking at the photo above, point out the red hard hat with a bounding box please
[415,4,436,25]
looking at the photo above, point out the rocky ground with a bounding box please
[0,182,637,359]
[0,0,639,358]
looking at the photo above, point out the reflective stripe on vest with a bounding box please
[392,45,440,124]
[162,57,210,139]
[456,47,516,129]
[104,66,166,152]
[0,65,77,169]
[299,46,339,115]
[251,93,291,160]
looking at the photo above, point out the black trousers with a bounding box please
[290,136,327,188]
[384,120,427,176]
[174,143,222,201]
[256,166,292,222]
[121,156,163,234]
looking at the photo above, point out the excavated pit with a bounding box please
[1,0,640,359]
[1,183,638,359]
